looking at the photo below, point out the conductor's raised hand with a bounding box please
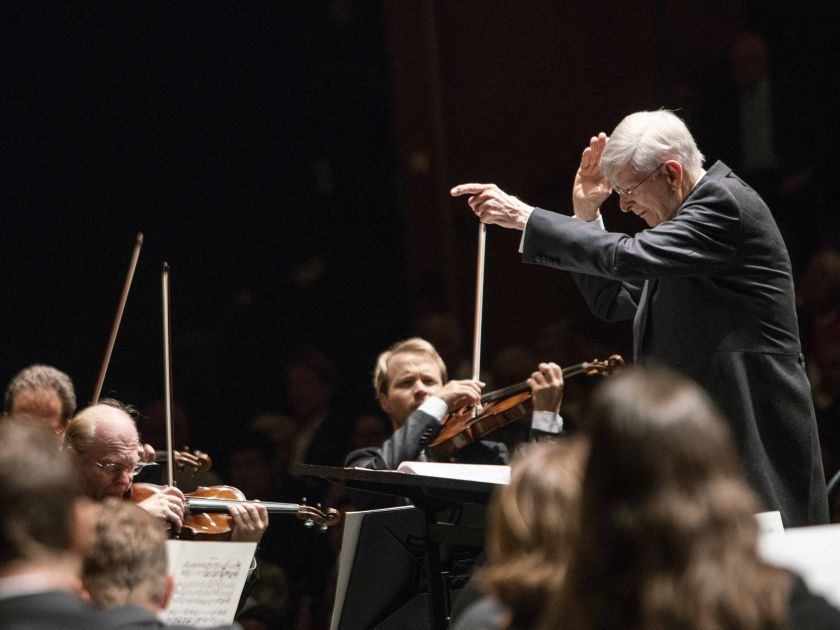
[572,133,612,221]
[450,183,533,231]
[436,379,484,413]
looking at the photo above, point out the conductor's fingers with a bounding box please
[451,183,495,197]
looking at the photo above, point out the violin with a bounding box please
[427,355,624,459]
[131,482,340,539]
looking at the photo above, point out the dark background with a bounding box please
[2,1,838,457]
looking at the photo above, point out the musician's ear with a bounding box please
[378,392,392,416]
[71,496,97,558]
[160,574,176,610]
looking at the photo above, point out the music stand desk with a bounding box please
[295,464,501,629]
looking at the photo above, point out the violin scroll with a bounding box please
[136,444,214,475]
[579,354,625,377]
[298,499,341,532]
[173,447,213,474]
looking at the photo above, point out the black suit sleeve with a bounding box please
[523,191,741,282]
[344,409,442,470]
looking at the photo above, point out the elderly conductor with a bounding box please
[451,110,827,526]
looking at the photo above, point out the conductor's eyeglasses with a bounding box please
[612,163,665,196]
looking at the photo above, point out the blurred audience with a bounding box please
[248,413,299,480]
[224,431,331,629]
[236,561,293,629]
[291,485,356,630]
[282,346,350,469]
[693,29,820,271]
[797,247,840,489]
[137,398,223,492]
[348,411,391,452]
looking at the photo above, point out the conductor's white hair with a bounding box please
[600,110,705,184]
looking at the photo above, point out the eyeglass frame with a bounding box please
[611,162,666,197]
[93,459,146,477]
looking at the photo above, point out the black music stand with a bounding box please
[295,464,500,630]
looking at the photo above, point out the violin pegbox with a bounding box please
[584,354,625,377]
[297,498,341,532]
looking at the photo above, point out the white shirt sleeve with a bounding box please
[417,396,449,423]
[531,410,563,434]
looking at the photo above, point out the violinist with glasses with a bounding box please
[344,337,564,470]
[64,399,268,543]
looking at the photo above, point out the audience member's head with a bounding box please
[349,412,391,451]
[228,432,280,499]
[282,346,336,422]
[249,413,298,478]
[415,310,467,372]
[82,499,171,611]
[478,438,587,628]
[0,421,94,578]
[138,398,191,454]
[372,337,447,429]
[548,366,790,630]
[798,246,840,318]
[65,400,142,501]
[730,30,770,90]
[3,364,77,442]
[237,561,292,628]
[491,344,537,390]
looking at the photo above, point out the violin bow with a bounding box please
[92,232,144,404]
[471,223,487,418]
[161,262,175,487]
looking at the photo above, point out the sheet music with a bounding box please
[396,461,510,484]
[759,524,840,609]
[162,540,256,627]
[754,510,785,535]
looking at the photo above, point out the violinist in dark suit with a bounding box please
[451,109,828,526]
[345,337,564,470]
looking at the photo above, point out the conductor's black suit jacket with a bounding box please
[522,161,828,526]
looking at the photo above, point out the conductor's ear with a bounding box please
[663,160,683,189]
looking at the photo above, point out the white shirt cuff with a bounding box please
[574,212,605,230]
[418,396,449,422]
[532,410,563,434]
[517,206,537,253]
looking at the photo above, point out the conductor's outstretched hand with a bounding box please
[450,183,533,231]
